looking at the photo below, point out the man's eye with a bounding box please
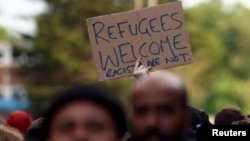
[135,107,147,116]
[86,121,105,132]
[158,105,173,115]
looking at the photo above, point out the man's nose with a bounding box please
[73,127,88,141]
[145,112,158,128]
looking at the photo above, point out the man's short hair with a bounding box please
[214,107,245,125]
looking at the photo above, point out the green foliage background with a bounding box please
[11,0,250,117]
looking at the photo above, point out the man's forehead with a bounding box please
[132,90,178,105]
[133,86,183,105]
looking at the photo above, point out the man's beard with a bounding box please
[132,128,181,141]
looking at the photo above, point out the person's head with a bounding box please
[6,110,32,134]
[41,84,127,141]
[130,71,190,141]
[25,118,44,141]
[214,107,245,125]
[231,119,250,125]
[188,106,212,132]
[0,124,24,141]
[246,114,250,119]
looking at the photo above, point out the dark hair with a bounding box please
[188,106,212,131]
[25,118,43,141]
[214,107,245,125]
[41,84,127,140]
[232,119,250,125]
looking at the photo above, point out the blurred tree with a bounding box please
[19,0,250,116]
[21,0,133,104]
[169,0,250,114]
[0,28,7,40]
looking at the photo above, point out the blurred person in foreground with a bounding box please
[130,58,194,141]
[40,84,127,141]
[214,106,245,125]
[187,106,212,134]
[6,110,33,135]
[0,124,24,141]
[231,119,250,125]
[25,117,44,141]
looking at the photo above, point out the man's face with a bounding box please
[131,82,188,141]
[47,101,119,141]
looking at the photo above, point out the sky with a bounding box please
[0,0,250,37]
[182,0,250,9]
[0,0,48,37]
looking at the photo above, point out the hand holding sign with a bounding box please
[133,57,151,80]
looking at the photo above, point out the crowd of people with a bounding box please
[0,58,250,141]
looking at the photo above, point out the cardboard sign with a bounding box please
[87,1,193,81]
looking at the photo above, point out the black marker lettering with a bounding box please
[93,22,110,45]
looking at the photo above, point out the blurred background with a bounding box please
[0,0,250,120]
